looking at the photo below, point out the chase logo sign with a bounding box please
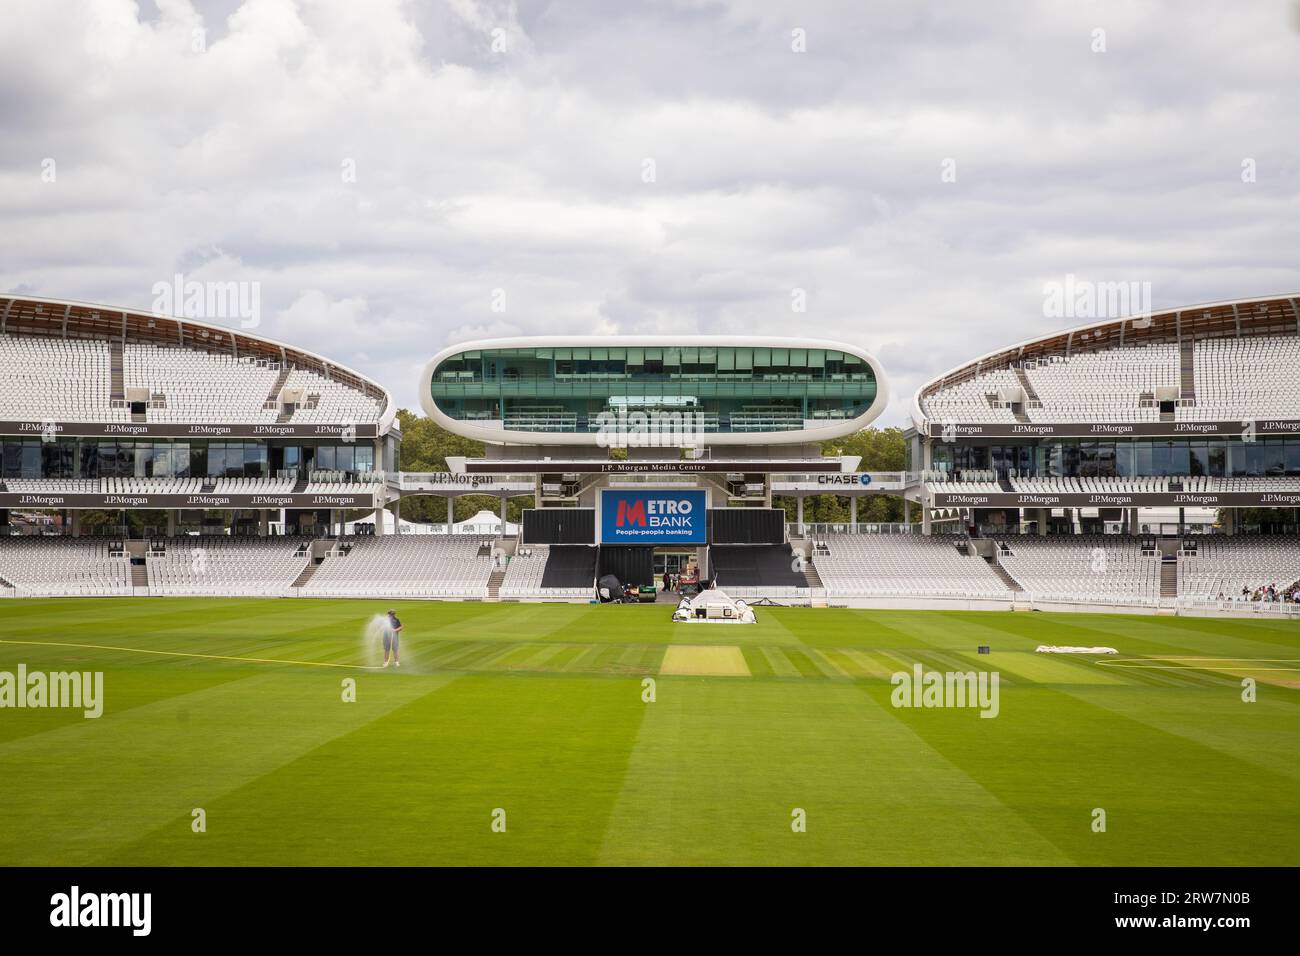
[600,489,707,544]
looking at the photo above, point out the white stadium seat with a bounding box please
[146,537,312,596]
[812,534,1011,599]
[300,536,494,599]
[0,538,132,596]
[994,535,1160,606]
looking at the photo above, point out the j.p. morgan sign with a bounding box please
[0,492,377,510]
[1,420,380,439]
[928,420,1300,439]
[930,491,1300,508]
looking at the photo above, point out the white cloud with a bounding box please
[0,0,1297,425]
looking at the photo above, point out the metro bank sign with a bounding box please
[599,489,707,544]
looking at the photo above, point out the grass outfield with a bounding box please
[0,598,1297,866]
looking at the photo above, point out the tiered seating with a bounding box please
[122,344,385,424]
[301,536,493,598]
[303,477,382,495]
[1183,335,1300,421]
[1020,345,1177,422]
[986,476,1300,494]
[996,535,1159,605]
[0,538,132,595]
[924,469,1002,494]
[922,345,1178,423]
[123,344,281,422]
[812,534,1010,599]
[282,368,386,425]
[0,334,124,422]
[146,537,310,596]
[1009,476,1170,494]
[921,369,1020,424]
[499,545,595,600]
[1177,536,1300,600]
[1212,477,1300,492]
[3,478,100,493]
[727,406,805,431]
[210,477,295,494]
[104,477,204,494]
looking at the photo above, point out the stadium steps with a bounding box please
[985,555,1023,593]
[486,567,508,601]
[800,562,826,605]
[1160,558,1178,597]
[1012,367,1040,422]
[291,559,321,588]
[1179,337,1196,402]
[266,365,293,421]
[109,341,124,402]
[1014,367,1041,403]
[129,561,148,588]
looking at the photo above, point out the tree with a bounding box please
[773,426,913,525]
[385,409,535,526]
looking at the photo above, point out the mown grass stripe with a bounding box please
[759,646,802,678]
[741,646,774,678]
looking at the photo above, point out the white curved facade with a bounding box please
[420,335,889,446]
[911,293,1300,430]
[0,293,396,435]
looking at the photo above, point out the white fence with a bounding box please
[792,522,919,536]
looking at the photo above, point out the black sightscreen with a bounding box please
[597,546,655,589]
[710,544,805,587]
[522,508,595,545]
[707,508,785,545]
[540,546,597,589]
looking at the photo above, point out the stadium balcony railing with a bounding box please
[1171,596,1300,616]
[791,522,919,536]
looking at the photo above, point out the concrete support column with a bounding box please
[375,499,385,536]
[903,498,911,525]
[166,510,176,536]
[446,496,454,534]
[394,496,401,534]
[329,508,338,539]
[796,495,804,535]
[1039,508,1048,536]
[72,511,82,536]
[259,509,268,536]
[499,495,507,529]
[850,495,858,531]
[922,505,932,536]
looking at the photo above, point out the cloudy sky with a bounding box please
[2,0,1298,425]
